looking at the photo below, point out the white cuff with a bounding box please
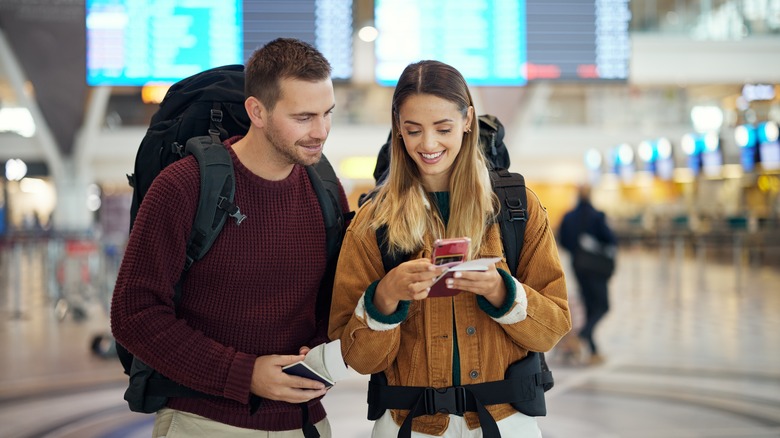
[492,277,528,325]
[355,291,402,332]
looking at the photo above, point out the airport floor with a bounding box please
[1,240,779,438]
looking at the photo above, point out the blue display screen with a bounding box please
[374,0,528,86]
[86,0,243,86]
[374,0,630,86]
[86,0,353,86]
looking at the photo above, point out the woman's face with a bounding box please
[398,94,472,192]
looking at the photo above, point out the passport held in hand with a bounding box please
[282,339,348,387]
[428,257,502,298]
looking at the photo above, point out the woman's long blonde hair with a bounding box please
[357,60,498,260]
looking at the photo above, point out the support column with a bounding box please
[52,159,94,234]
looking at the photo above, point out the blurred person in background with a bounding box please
[558,184,617,365]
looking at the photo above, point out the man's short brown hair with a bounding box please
[244,38,332,111]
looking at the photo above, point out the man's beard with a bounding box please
[264,119,322,167]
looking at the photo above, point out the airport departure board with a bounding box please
[243,0,352,81]
[86,0,352,86]
[374,0,631,86]
[374,0,527,86]
[526,0,630,81]
[86,0,242,86]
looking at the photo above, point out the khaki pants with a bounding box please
[153,408,332,437]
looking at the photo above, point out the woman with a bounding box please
[329,60,571,437]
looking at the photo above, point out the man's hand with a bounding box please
[250,354,327,403]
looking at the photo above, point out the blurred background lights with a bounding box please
[141,84,171,104]
[734,124,757,148]
[681,133,697,156]
[5,158,27,181]
[703,132,719,152]
[657,137,672,159]
[358,25,378,42]
[86,183,102,212]
[617,143,634,165]
[0,107,36,137]
[584,148,602,170]
[690,105,724,133]
[19,177,48,194]
[758,121,779,143]
[638,141,654,162]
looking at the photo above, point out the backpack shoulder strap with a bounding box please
[183,135,244,272]
[488,174,554,392]
[307,154,351,261]
[490,169,528,275]
[125,135,242,410]
[376,224,407,274]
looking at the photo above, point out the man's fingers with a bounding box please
[271,354,306,367]
[269,386,328,403]
[285,388,328,403]
[286,374,327,391]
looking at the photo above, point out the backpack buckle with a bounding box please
[217,197,247,225]
[171,142,185,157]
[423,386,467,415]
[210,109,223,123]
[505,198,526,222]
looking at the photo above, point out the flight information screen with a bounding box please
[374,0,630,86]
[525,0,630,81]
[374,0,527,86]
[243,0,352,81]
[86,0,242,86]
[86,0,352,86]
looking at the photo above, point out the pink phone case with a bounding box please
[429,238,470,298]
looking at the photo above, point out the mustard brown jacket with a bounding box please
[328,189,571,435]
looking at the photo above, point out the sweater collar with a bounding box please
[225,137,303,190]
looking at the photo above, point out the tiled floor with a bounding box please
[1,239,779,437]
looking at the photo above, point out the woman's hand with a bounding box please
[446,263,507,308]
[374,258,442,315]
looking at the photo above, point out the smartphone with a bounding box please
[428,237,470,298]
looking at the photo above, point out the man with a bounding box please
[111,38,349,437]
[558,184,616,365]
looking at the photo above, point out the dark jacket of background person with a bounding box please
[558,189,617,358]
[558,195,617,257]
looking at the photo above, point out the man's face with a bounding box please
[263,77,335,167]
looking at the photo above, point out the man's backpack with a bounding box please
[119,64,349,414]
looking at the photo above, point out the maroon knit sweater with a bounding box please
[111,138,347,430]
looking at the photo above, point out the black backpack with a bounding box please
[119,64,349,414]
